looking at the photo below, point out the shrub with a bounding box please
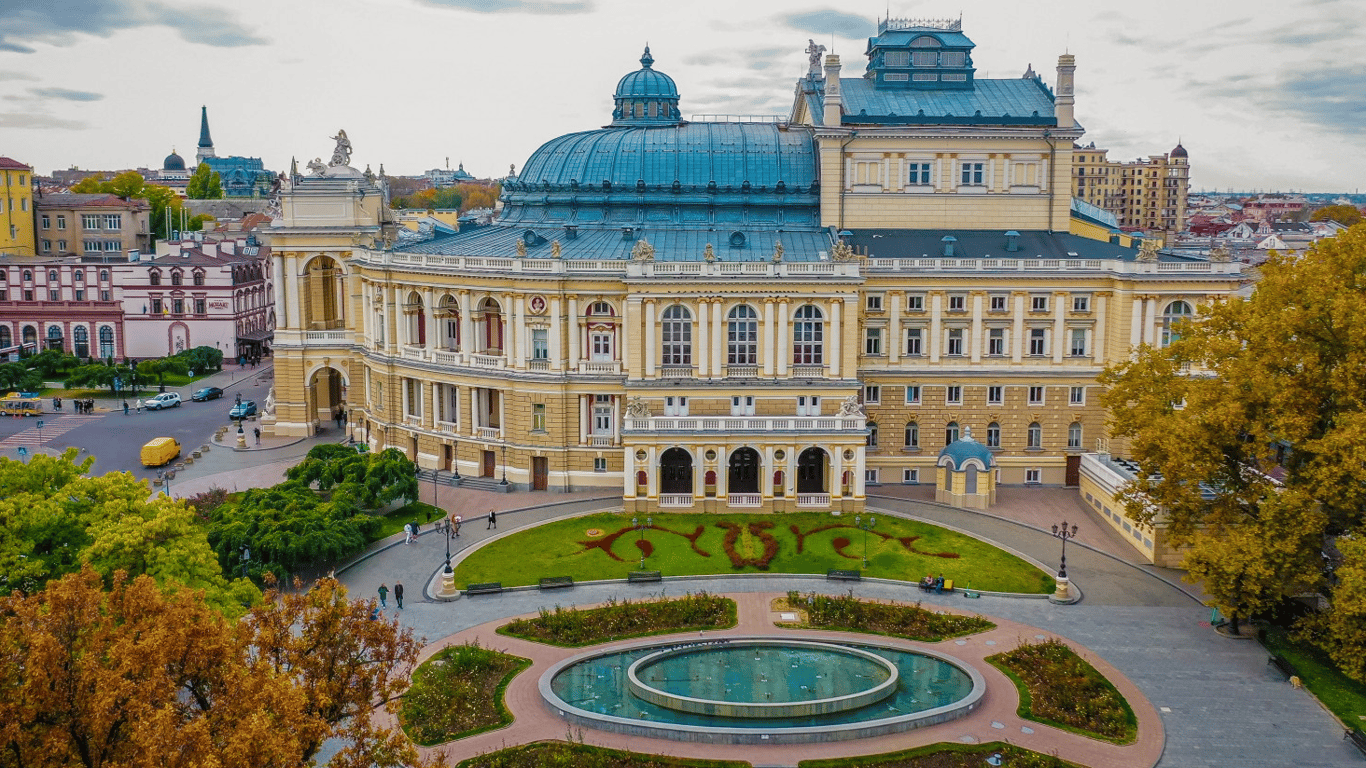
[987,638,1136,743]
[399,640,529,745]
[786,590,994,641]
[499,592,736,647]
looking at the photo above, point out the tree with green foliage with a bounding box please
[64,363,118,394]
[186,162,224,199]
[1101,224,1366,642]
[286,445,418,509]
[207,482,378,578]
[28,348,78,378]
[175,344,224,374]
[0,362,43,394]
[144,182,209,239]
[137,355,189,392]
[1310,204,1363,227]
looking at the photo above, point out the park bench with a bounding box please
[465,582,503,595]
[1345,727,1366,758]
[538,576,574,590]
[827,569,862,582]
[1267,654,1298,680]
[627,570,662,583]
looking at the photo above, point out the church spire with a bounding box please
[196,105,216,165]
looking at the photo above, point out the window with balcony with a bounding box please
[731,395,755,416]
[592,396,612,435]
[532,328,549,360]
[591,331,613,361]
[661,305,692,365]
[664,396,688,416]
[793,305,824,364]
[726,304,758,365]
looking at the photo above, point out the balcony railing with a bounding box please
[660,365,696,379]
[435,420,459,435]
[727,493,762,508]
[659,494,695,508]
[400,345,426,361]
[432,349,462,366]
[588,435,616,447]
[475,426,502,441]
[791,365,826,377]
[726,365,759,378]
[579,360,621,374]
[796,493,831,508]
[626,416,865,433]
[528,358,550,371]
[469,353,504,369]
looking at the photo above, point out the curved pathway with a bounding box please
[337,496,1363,768]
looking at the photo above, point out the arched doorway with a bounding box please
[307,365,348,432]
[728,447,760,493]
[659,448,693,495]
[797,447,828,493]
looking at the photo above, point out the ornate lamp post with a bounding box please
[855,513,876,568]
[1051,520,1079,600]
[500,443,509,488]
[633,515,652,570]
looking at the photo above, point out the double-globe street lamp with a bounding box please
[855,513,876,569]
[1051,519,1079,600]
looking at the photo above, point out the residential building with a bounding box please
[34,194,152,259]
[0,157,35,257]
[264,21,1243,515]
[1071,142,1190,239]
[0,257,125,359]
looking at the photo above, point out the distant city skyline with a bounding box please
[1,0,1362,192]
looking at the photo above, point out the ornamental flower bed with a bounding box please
[987,638,1137,744]
[798,740,1080,768]
[786,591,994,641]
[399,641,530,745]
[456,742,750,768]
[498,592,736,647]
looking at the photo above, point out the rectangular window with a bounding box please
[532,328,548,360]
[591,332,612,361]
[905,328,923,356]
[731,395,755,416]
[904,385,920,405]
[41,240,51,252]
[594,457,607,472]
[941,51,966,67]
[864,469,880,485]
[532,404,546,432]
[103,214,121,230]
[948,294,966,311]
[988,385,1003,405]
[57,240,66,251]
[172,298,184,314]
[592,399,612,434]
[960,162,985,186]
[404,379,420,417]
[194,298,206,314]
[903,468,919,484]
[1029,328,1047,356]
[796,395,821,416]
[82,214,100,230]
[946,328,964,356]
[866,294,883,311]
[1028,386,1045,405]
[101,290,110,301]
[905,294,924,311]
[989,294,1008,312]
[664,396,688,416]
[1025,468,1042,484]
[57,215,66,230]
[946,385,962,405]
[863,385,880,405]
[1070,328,1087,357]
[48,289,59,301]
[864,328,882,355]
[41,215,50,229]
[988,328,1005,356]
[908,162,932,185]
[1070,386,1086,405]
[151,298,162,314]
[1072,294,1091,312]
[1031,295,1049,312]
[83,240,100,253]
[912,50,937,67]
[74,289,84,301]
[884,50,909,66]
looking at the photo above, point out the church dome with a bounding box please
[611,47,682,126]
[163,150,186,171]
[1170,142,1188,159]
[937,428,995,470]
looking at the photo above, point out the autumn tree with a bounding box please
[0,569,439,768]
[1101,224,1366,641]
[186,162,224,199]
[1310,203,1363,227]
[145,182,209,238]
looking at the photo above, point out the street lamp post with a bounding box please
[1051,519,1079,600]
[443,514,453,574]
[500,443,509,487]
[157,468,172,498]
[633,515,652,570]
[855,513,876,569]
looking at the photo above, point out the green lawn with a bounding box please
[1263,627,1366,727]
[451,511,1054,593]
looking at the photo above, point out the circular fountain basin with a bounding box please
[540,635,985,744]
[627,640,899,719]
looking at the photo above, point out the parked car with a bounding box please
[228,400,257,419]
[191,386,224,402]
[140,437,181,467]
[142,393,182,410]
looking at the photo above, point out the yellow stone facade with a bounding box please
[0,158,35,258]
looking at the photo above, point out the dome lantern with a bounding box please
[611,46,682,127]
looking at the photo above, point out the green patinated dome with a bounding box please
[612,46,682,126]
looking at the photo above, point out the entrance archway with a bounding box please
[728,447,760,493]
[797,447,828,493]
[660,448,693,494]
[307,365,348,430]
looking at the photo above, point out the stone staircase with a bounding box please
[417,468,511,493]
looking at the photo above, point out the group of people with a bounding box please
[407,509,500,544]
[70,398,96,414]
[919,574,947,593]
[376,581,403,610]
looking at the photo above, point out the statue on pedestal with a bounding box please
[328,129,353,167]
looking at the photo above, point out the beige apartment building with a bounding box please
[1072,143,1190,240]
[34,193,153,259]
[264,19,1242,517]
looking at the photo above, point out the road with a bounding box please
[0,365,273,483]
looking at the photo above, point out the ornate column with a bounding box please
[284,253,300,331]
[888,291,902,363]
[829,298,841,377]
[424,287,437,355]
[970,292,983,363]
[711,300,723,377]
[459,291,473,360]
[777,299,789,376]
[566,294,580,371]
[1012,293,1025,362]
[549,296,563,371]
[272,254,287,329]
[1052,292,1066,364]
[624,297,640,377]
[1093,294,1108,365]
[763,299,776,376]
[511,293,525,368]
[697,298,709,378]
[1129,294,1143,350]
[643,298,656,379]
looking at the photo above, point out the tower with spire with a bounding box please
[196,105,216,165]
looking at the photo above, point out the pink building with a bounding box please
[0,257,126,360]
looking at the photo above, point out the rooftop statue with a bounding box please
[306,158,327,177]
[625,396,652,419]
[806,39,826,74]
[329,129,352,167]
[1137,238,1160,262]
[831,240,857,262]
[837,395,866,417]
[772,240,784,263]
[703,243,716,262]
[632,238,655,261]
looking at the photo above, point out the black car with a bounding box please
[191,386,224,402]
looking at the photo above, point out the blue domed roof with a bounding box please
[611,47,682,126]
[937,428,995,470]
[163,150,186,171]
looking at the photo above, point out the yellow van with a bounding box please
[140,437,181,467]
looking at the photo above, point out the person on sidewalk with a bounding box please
[123,401,129,416]
[487,509,497,530]
[253,427,261,445]
[394,582,404,610]
[377,583,388,608]
[403,522,414,545]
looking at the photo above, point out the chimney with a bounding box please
[822,54,843,126]
[941,235,957,257]
[1055,54,1076,129]
[1004,231,1021,253]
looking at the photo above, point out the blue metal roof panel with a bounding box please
[399,224,835,263]
[868,30,975,48]
[839,77,1055,123]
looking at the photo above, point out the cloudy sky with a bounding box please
[2,0,1362,192]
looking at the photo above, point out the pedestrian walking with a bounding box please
[487,509,497,530]
[403,522,414,545]
[394,581,404,610]
[253,427,261,445]
[123,401,129,416]
[335,408,344,428]
[377,583,388,608]
[453,515,461,537]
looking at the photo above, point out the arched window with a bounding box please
[866,422,879,448]
[726,305,758,365]
[0,326,10,348]
[99,270,108,281]
[589,301,614,316]
[74,270,84,281]
[48,271,57,282]
[22,326,36,345]
[945,421,959,447]
[904,421,919,448]
[793,305,824,364]
[171,271,183,286]
[1068,422,1083,449]
[22,270,31,282]
[1161,301,1193,346]
[99,325,115,359]
[73,326,89,358]
[46,325,63,351]
[1027,421,1042,449]
[661,305,692,366]
[986,422,1001,448]
[193,271,205,286]
[149,271,161,286]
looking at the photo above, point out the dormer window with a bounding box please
[884,51,909,66]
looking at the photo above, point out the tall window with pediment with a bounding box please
[727,305,758,365]
[661,305,692,366]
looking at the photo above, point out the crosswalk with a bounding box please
[0,415,100,449]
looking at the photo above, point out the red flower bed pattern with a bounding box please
[579,524,711,561]
[715,521,780,570]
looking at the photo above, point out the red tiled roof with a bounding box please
[0,157,32,170]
